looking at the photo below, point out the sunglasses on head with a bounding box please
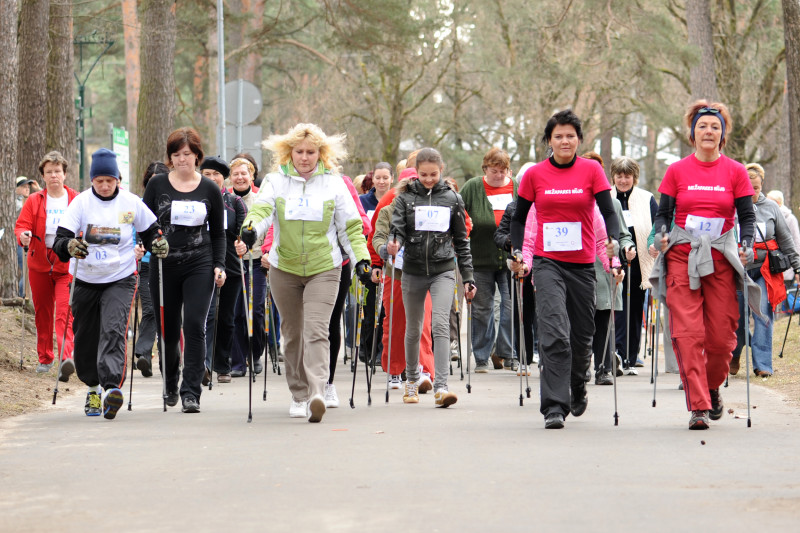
[697,107,720,115]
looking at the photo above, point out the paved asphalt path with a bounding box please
[1,353,799,532]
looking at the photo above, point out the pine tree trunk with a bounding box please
[0,0,20,298]
[686,0,719,102]
[783,0,800,213]
[16,0,49,185]
[46,0,77,189]
[122,0,141,193]
[136,0,177,184]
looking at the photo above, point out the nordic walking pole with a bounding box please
[642,289,650,364]
[53,236,81,405]
[778,284,800,358]
[452,258,463,378]
[742,240,752,428]
[19,237,29,369]
[385,236,397,403]
[466,286,473,394]
[268,292,281,376]
[239,236,255,423]
[156,230,168,412]
[609,268,620,426]
[209,283,221,391]
[366,269,383,406]
[625,250,631,370]
[516,274,531,401]
[127,259,141,410]
[349,278,365,408]
[653,226,666,407]
[513,273,522,406]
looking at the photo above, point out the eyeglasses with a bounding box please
[697,107,720,115]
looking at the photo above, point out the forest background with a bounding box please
[1,0,800,298]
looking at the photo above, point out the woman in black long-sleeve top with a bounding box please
[142,127,226,413]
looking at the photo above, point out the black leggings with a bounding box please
[328,261,351,383]
[150,254,214,402]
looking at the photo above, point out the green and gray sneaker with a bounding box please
[85,391,101,417]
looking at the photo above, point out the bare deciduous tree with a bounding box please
[46,0,77,188]
[1,0,21,297]
[17,0,49,184]
[136,0,177,183]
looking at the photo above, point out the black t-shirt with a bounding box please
[142,173,226,272]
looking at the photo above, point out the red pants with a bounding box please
[666,248,738,411]
[381,276,434,377]
[28,268,74,364]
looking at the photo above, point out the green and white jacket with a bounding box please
[243,163,369,277]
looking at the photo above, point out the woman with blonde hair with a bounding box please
[241,123,371,423]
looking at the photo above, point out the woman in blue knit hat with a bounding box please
[53,148,166,419]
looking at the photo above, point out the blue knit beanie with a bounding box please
[90,148,120,180]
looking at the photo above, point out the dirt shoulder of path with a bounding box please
[0,305,80,418]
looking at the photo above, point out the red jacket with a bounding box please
[15,187,79,274]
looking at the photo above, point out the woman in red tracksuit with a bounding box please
[652,100,756,430]
[15,151,79,379]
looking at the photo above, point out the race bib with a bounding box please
[285,196,324,221]
[543,222,582,252]
[622,210,634,228]
[171,201,207,226]
[390,246,405,270]
[685,214,724,240]
[487,193,513,212]
[415,206,450,232]
[84,245,120,274]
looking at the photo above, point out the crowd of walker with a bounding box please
[12,100,800,429]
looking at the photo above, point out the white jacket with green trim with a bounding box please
[243,163,369,277]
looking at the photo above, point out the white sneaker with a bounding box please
[324,383,339,408]
[417,374,433,394]
[450,340,459,361]
[389,375,403,389]
[308,394,326,423]
[623,367,639,376]
[289,399,307,418]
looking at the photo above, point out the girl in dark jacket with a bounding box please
[384,148,476,407]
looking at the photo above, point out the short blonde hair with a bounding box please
[230,157,255,177]
[263,123,347,172]
[745,162,765,183]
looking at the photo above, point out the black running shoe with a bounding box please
[136,355,153,378]
[595,372,613,386]
[545,413,565,429]
[709,389,723,420]
[166,390,179,407]
[570,384,588,417]
[182,396,200,413]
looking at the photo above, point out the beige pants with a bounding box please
[269,267,341,401]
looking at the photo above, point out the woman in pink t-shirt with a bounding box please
[652,100,755,430]
[509,110,621,430]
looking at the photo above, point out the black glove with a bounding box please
[241,223,257,249]
[355,260,372,284]
[67,238,89,259]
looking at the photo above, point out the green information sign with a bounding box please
[112,127,130,191]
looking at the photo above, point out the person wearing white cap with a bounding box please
[53,148,166,420]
